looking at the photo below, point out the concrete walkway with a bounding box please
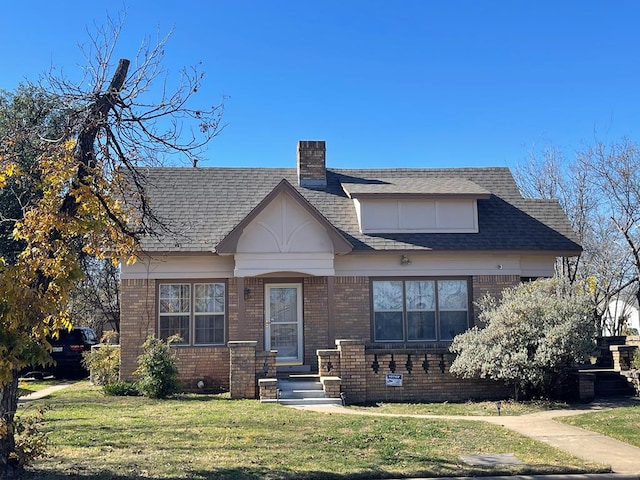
[18,381,76,402]
[294,398,640,477]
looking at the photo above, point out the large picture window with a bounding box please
[159,282,226,345]
[372,279,469,342]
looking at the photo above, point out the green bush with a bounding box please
[632,347,640,370]
[103,381,140,396]
[450,277,595,400]
[11,405,49,468]
[82,345,120,386]
[134,335,181,399]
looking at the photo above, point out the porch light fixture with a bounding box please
[244,287,251,300]
[400,254,411,265]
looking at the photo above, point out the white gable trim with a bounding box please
[234,252,335,277]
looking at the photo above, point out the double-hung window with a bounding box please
[158,282,226,345]
[372,278,469,342]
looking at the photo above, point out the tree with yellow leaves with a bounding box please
[0,18,223,477]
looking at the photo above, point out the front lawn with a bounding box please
[558,403,640,448]
[21,382,606,479]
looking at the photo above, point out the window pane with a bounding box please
[440,311,468,340]
[373,281,403,310]
[195,283,225,313]
[407,311,436,341]
[270,287,298,323]
[159,315,189,343]
[159,284,190,313]
[374,312,403,341]
[270,323,298,357]
[194,314,224,345]
[438,280,468,310]
[406,281,435,310]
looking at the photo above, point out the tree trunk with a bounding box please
[0,371,20,479]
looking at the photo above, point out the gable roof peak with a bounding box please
[215,178,352,255]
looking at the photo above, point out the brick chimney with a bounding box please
[297,140,327,189]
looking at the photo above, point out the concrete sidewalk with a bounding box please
[18,381,76,402]
[295,399,640,476]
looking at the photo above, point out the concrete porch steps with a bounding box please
[593,370,636,397]
[265,375,343,406]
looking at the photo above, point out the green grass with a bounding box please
[350,399,570,416]
[19,382,606,480]
[558,404,640,448]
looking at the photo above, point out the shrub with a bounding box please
[104,381,140,396]
[632,347,640,371]
[134,335,181,399]
[11,405,49,468]
[450,277,596,400]
[82,344,120,386]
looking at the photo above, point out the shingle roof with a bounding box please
[341,177,491,198]
[137,166,581,254]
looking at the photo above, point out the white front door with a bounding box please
[265,283,303,364]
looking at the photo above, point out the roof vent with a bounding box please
[297,140,327,189]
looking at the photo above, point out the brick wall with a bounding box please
[472,275,520,325]
[122,273,522,398]
[120,279,156,381]
[333,276,370,341]
[304,277,329,369]
[364,350,509,402]
[235,277,264,347]
[120,278,232,391]
[172,347,230,391]
[319,340,510,404]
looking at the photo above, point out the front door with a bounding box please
[265,283,303,364]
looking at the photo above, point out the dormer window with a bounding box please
[341,177,490,234]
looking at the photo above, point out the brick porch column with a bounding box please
[336,339,367,404]
[228,341,257,399]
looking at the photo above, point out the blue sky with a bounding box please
[2,1,640,169]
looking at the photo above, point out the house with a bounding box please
[603,296,640,336]
[119,140,581,402]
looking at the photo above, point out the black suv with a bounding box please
[49,327,98,376]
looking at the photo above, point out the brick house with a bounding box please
[119,140,581,402]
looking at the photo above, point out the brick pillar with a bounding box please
[336,339,367,404]
[256,350,277,378]
[317,349,341,376]
[228,341,257,399]
[578,372,595,403]
[610,345,636,372]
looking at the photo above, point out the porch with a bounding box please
[230,339,510,405]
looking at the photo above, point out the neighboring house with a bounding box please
[119,140,581,402]
[603,296,640,336]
